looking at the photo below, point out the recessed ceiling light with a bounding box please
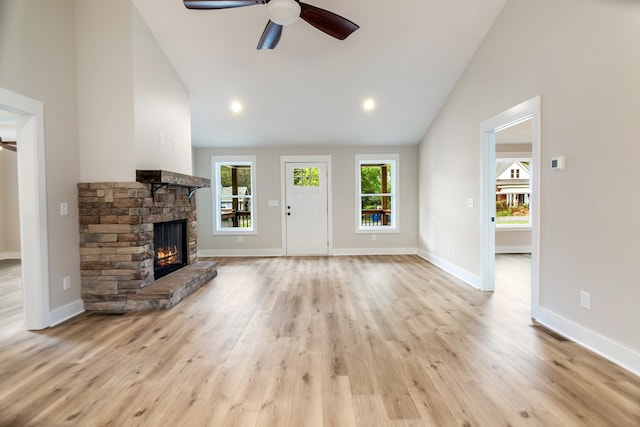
[230,101,243,114]
[363,98,375,112]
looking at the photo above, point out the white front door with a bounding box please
[285,162,328,255]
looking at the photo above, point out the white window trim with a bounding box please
[355,153,399,234]
[211,155,257,235]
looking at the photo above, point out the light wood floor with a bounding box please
[0,259,22,340]
[1,255,638,426]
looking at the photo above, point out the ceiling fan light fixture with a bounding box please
[267,0,301,26]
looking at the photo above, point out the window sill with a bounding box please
[213,230,257,236]
[356,228,400,234]
[496,225,531,232]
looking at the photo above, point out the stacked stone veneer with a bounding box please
[78,175,209,312]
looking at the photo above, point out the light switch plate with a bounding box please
[551,156,565,170]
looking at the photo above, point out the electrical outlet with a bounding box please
[60,202,69,216]
[447,244,452,254]
[580,290,591,310]
[371,234,377,241]
[63,276,71,291]
[238,236,243,243]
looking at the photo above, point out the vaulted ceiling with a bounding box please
[133,0,506,148]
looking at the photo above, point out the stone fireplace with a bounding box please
[78,170,217,312]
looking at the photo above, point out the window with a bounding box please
[496,159,530,227]
[293,167,320,187]
[356,154,399,233]
[212,156,256,234]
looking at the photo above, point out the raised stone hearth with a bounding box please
[78,170,215,312]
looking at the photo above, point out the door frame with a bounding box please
[280,155,332,255]
[480,95,541,317]
[0,87,51,330]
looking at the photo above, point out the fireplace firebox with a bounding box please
[154,220,187,280]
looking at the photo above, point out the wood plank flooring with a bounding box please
[1,255,639,426]
[0,259,22,340]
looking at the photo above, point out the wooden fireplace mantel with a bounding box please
[136,170,210,199]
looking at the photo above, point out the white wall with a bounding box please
[194,145,418,255]
[0,0,81,310]
[76,0,192,182]
[419,0,640,371]
[133,8,192,175]
[76,0,136,182]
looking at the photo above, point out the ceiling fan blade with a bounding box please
[183,0,267,10]
[299,2,359,40]
[257,20,283,49]
[0,139,17,152]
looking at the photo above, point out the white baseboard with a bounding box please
[533,307,640,377]
[417,249,480,290]
[0,252,21,260]
[496,245,531,254]
[50,299,84,327]
[198,248,285,258]
[331,247,417,256]
[199,247,418,257]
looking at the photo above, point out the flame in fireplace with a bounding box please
[156,245,180,267]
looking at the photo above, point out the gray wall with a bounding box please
[0,149,20,256]
[194,145,418,255]
[0,0,81,310]
[418,0,640,366]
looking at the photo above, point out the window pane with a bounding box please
[293,167,320,187]
[219,196,252,229]
[360,163,391,194]
[360,196,392,227]
[220,165,252,196]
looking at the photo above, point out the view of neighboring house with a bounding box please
[495,160,530,226]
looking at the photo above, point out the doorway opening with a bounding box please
[0,112,22,333]
[480,96,540,319]
[0,87,50,330]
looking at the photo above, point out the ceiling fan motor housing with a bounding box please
[267,0,301,25]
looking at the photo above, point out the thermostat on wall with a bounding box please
[550,156,565,170]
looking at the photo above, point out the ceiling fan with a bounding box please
[0,137,17,152]
[183,0,359,50]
